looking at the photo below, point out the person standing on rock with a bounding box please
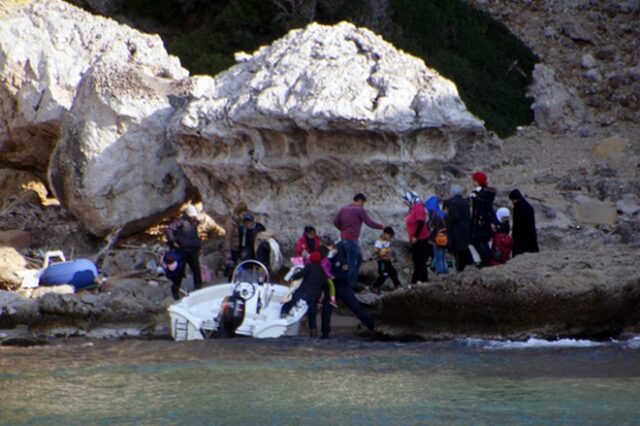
[444,184,472,272]
[223,201,249,278]
[333,193,385,290]
[403,191,431,284]
[469,172,496,267]
[295,225,322,263]
[509,189,539,256]
[239,213,266,262]
[165,204,203,299]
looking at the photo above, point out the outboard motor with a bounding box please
[219,293,245,338]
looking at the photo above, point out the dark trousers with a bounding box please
[282,291,317,332]
[452,249,472,272]
[411,239,430,284]
[179,248,202,290]
[472,236,492,267]
[321,278,374,338]
[374,260,400,288]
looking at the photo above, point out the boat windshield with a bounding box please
[231,260,269,285]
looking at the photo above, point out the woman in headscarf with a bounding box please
[403,191,430,284]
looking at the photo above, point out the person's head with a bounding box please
[425,196,440,214]
[402,191,421,207]
[163,253,179,271]
[303,226,317,238]
[184,204,198,220]
[309,252,322,264]
[242,212,255,228]
[449,184,463,197]
[353,193,367,206]
[509,189,523,204]
[496,207,510,223]
[382,226,395,240]
[318,245,329,259]
[233,202,248,218]
[472,171,488,188]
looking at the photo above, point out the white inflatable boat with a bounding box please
[168,260,307,341]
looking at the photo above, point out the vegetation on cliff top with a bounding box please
[116,0,537,137]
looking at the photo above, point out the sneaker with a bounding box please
[330,297,338,308]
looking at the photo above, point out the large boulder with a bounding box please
[378,247,640,340]
[0,0,193,236]
[171,21,486,248]
[49,57,194,236]
[0,0,187,170]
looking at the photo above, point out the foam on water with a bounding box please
[461,337,609,350]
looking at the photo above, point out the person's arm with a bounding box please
[165,219,178,248]
[361,209,384,230]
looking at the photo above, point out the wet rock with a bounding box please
[0,290,39,327]
[170,21,486,248]
[378,248,640,340]
[0,247,29,291]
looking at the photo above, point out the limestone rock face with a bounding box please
[0,0,188,172]
[529,64,586,133]
[48,57,193,236]
[171,22,485,247]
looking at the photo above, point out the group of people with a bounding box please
[161,171,540,338]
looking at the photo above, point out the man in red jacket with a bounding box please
[333,193,384,290]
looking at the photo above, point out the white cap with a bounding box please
[496,207,510,222]
[185,205,198,218]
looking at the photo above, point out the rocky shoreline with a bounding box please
[1,0,640,345]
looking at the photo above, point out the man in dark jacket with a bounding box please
[470,172,496,267]
[281,252,325,337]
[509,189,539,256]
[239,213,266,261]
[165,205,203,299]
[320,240,375,339]
[444,184,473,272]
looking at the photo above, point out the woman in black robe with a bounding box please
[509,189,539,256]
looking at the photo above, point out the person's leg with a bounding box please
[183,250,203,290]
[343,240,359,288]
[387,262,401,287]
[373,260,387,288]
[335,281,374,330]
[412,239,429,283]
[320,288,333,338]
[434,247,447,274]
[304,294,318,336]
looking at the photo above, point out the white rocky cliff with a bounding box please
[0,0,193,236]
[171,22,487,245]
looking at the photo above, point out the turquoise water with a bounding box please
[1,337,639,425]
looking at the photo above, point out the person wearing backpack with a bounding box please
[489,207,513,266]
[425,196,448,275]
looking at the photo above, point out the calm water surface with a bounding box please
[1,337,639,425]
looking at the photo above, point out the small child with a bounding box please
[489,207,513,266]
[373,226,401,291]
[318,245,338,308]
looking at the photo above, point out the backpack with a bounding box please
[429,211,448,247]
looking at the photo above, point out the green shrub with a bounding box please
[388,0,537,136]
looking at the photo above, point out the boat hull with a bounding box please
[168,283,307,341]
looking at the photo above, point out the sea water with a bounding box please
[1,337,639,425]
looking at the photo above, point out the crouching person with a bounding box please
[161,252,186,300]
[281,252,324,337]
